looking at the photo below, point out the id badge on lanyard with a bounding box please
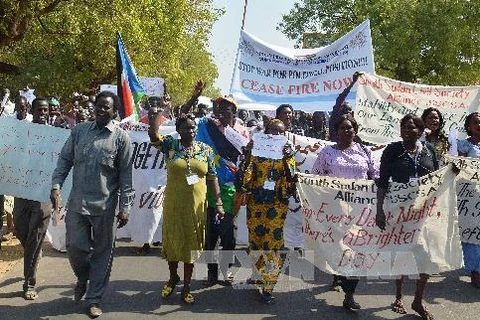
[184,145,199,185]
[263,161,277,190]
[186,174,199,185]
[263,180,276,190]
[407,148,420,182]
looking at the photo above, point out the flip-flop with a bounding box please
[181,288,195,304]
[391,299,407,314]
[262,290,275,304]
[161,276,180,298]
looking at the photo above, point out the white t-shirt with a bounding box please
[10,112,33,122]
[0,101,15,117]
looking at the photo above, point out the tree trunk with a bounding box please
[0,62,21,75]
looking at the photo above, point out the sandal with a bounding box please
[161,276,180,298]
[24,288,38,300]
[137,244,151,255]
[391,298,407,314]
[262,290,275,304]
[412,302,434,320]
[181,287,195,304]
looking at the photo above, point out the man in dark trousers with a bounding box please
[13,97,51,300]
[51,91,133,318]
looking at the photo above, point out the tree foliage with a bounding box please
[278,0,480,85]
[0,0,222,104]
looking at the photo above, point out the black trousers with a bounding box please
[13,198,51,291]
[337,275,359,294]
[1,194,4,249]
[205,207,236,279]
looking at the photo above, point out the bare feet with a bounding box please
[391,298,407,314]
[411,301,434,320]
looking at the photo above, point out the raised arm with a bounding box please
[148,107,163,143]
[334,71,361,107]
[179,80,205,115]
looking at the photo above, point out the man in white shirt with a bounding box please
[12,96,33,122]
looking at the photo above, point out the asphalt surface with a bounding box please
[1,240,479,320]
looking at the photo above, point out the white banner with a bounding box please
[18,88,36,104]
[297,166,461,276]
[116,122,172,243]
[252,132,287,159]
[0,118,251,246]
[99,84,117,94]
[100,77,164,97]
[355,73,480,144]
[287,133,333,173]
[230,20,375,111]
[286,132,384,174]
[0,117,72,205]
[446,155,480,245]
[138,77,165,97]
[225,126,249,152]
[282,133,384,247]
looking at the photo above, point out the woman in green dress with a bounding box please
[148,111,224,304]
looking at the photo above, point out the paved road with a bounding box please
[0,241,479,319]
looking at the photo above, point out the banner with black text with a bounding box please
[231,20,374,111]
[355,73,480,144]
[446,155,480,245]
[297,166,461,276]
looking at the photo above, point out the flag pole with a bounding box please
[228,0,248,95]
[241,0,248,30]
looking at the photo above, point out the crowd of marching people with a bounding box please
[1,72,480,319]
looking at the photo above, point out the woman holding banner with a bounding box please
[458,112,480,288]
[276,104,306,253]
[376,114,439,320]
[148,112,224,304]
[421,107,450,163]
[237,119,297,304]
[312,114,378,310]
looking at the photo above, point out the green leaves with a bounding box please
[278,0,480,86]
[0,0,221,104]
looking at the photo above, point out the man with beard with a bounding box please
[12,97,51,300]
[51,91,133,318]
